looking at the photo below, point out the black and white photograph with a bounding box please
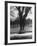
[5,1,36,45]
[10,6,32,40]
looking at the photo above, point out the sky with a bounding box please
[10,6,32,21]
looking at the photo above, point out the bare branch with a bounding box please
[23,7,31,18]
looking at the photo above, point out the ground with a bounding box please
[10,23,32,40]
[10,23,32,34]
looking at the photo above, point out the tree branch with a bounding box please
[22,7,24,14]
[23,7,31,18]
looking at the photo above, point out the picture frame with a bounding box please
[5,1,36,45]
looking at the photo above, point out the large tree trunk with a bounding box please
[16,7,24,30]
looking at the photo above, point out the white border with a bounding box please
[8,3,35,43]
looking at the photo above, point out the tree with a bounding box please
[16,7,31,31]
[16,7,24,30]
